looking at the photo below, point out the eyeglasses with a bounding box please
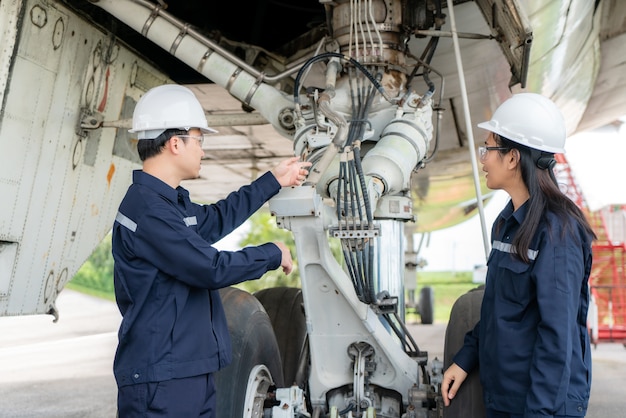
[177,134,206,147]
[478,146,510,161]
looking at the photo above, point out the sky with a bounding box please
[562,121,626,211]
[414,190,507,272]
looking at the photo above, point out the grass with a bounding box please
[407,270,482,324]
[66,281,116,302]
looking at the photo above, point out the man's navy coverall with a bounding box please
[111,169,282,390]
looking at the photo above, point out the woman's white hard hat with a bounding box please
[477,93,566,153]
[129,84,217,140]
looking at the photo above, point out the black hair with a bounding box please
[495,134,596,263]
[137,129,188,161]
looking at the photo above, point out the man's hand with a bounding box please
[441,363,468,407]
[274,242,293,275]
[271,157,312,187]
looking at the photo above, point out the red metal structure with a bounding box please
[555,154,626,345]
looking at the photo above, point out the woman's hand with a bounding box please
[441,363,468,406]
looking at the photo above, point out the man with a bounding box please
[112,84,310,417]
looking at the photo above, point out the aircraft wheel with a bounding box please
[242,365,274,417]
[419,286,434,324]
[254,287,309,388]
[215,287,284,417]
[442,286,485,418]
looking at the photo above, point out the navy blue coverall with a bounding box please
[111,169,282,415]
[453,200,593,417]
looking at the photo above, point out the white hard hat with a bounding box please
[130,84,217,140]
[477,93,566,153]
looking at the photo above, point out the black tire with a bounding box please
[254,287,309,388]
[443,286,485,418]
[214,287,284,417]
[418,286,435,325]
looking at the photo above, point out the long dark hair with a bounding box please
[496,135,596,263]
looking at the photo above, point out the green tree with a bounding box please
[235,210,301,293]
[69,232,115,299]
[235,209,344,294]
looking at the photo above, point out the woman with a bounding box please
[442,93,596,417]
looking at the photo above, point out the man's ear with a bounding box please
[167,136,182,155]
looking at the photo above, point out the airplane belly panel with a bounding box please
[0,0,166,316]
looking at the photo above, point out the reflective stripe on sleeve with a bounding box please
[115,211,137,232]
[183,216,197,227]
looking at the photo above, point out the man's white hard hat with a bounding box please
[130,84,217,140]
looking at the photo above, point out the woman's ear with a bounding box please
[508,148,521,169]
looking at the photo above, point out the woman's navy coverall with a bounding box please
[453,201,593,417]
[111,169,282,388]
